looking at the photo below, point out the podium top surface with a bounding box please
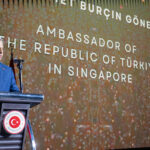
[0,92,44,107]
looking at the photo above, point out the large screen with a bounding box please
[0,0,150,149]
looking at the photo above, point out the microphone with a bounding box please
[13,58,24,93]
[13,58,24,64]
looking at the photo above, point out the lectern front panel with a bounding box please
[0,103,30,150]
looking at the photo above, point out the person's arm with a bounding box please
[10,68,20,92]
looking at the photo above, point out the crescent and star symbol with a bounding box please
[3,111,26,134]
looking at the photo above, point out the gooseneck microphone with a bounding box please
[13,58,24,64]
[13,58,24,93]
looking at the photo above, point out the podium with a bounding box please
[0,92,44,150]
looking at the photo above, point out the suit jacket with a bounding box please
[0,62,19,92]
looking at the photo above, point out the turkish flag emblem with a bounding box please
[3,111,26,134]
[9,116,21,128]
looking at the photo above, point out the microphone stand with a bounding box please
[13,58,36,150]
[14,59,24,93]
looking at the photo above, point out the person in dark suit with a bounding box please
[0,39,19,92]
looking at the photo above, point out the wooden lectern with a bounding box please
[0,92,44,150]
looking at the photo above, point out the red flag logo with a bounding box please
[3,111,26,134]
